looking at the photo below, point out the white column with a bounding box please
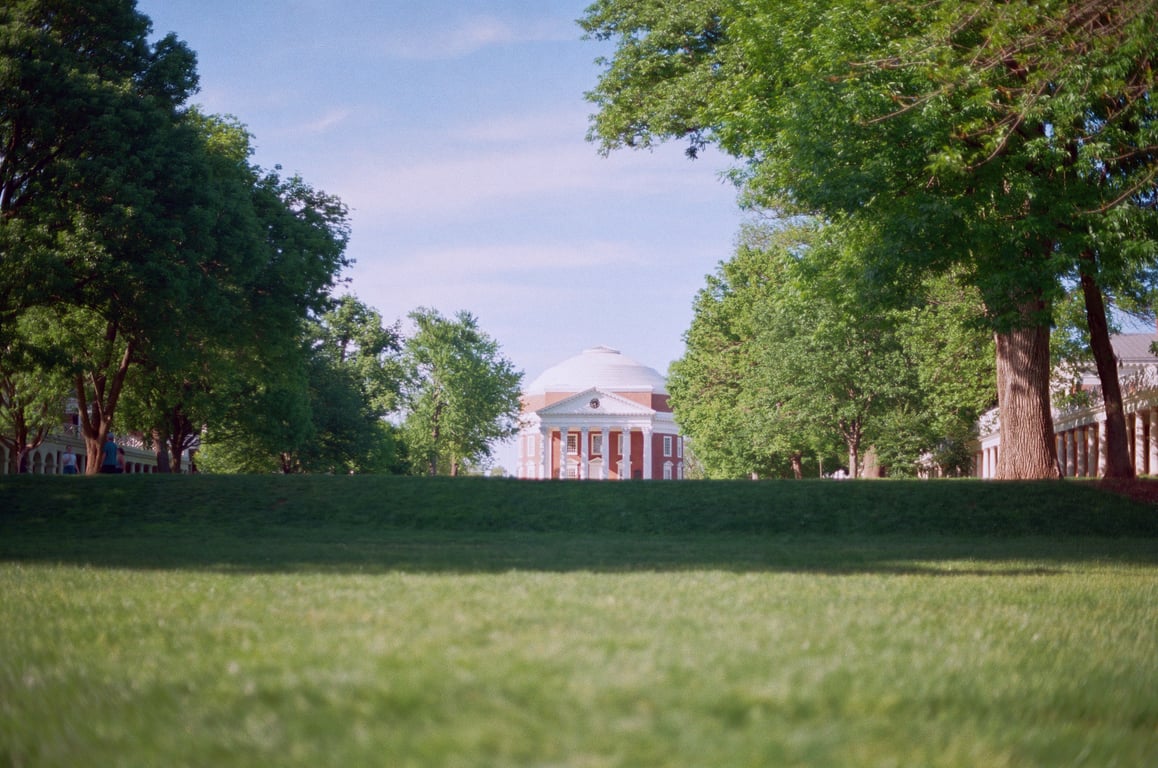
[642,426,653,480]
[600,427,610,480]
[1079,423,1088,477]
[621,427,632,480]
[539,427,549,479]
[580,427,589,480]
[1149,409,1158,477]
[1135,411,1146,476]
[1076,427,1087,478]
[559,426,569,479]
[1095,418,1106,477]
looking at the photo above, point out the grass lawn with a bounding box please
[1,475,1156,767]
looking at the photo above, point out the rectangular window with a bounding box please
[591,433,603,455]
[663,435,673,458]
[566,432,578,454]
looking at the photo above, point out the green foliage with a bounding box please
[0,308,75,471]
[584,0,1157,478]
[0,4,361,474]
[401,309,523,476]
[668,225,794,478]
[671,220,994,479]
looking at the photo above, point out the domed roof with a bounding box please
[525,346,668,396]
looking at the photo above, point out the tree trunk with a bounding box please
[1079,254,1134,479]
[152,427,172,474]
[790,451,803,479]
[75,326,133,474]
[862,446,883,478]
[165,406,198,473]
[994,309,1061,479]
[428,400,442,476]
[843,421,862,478]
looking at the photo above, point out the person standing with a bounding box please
[62,445,78,475]
[100,435,119,474]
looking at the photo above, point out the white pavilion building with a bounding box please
[975,333,1158,478]
[517,346,684,480]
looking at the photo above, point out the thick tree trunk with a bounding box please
[994,311,1061,479]
[1079,255,1134,479]
[790,451,803,479]
[153,428,172,474]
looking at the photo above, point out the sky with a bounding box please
[135,0,746,384]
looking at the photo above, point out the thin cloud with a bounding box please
[383,16,573,60]
[450,108,586,144]
[331,139,735,223]
[296,108,352,135]
[389,241,644,276]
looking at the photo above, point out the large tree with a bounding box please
[1,2,357,474]
[582,0,1157,479]
[295,296,404,474]
[0,0,208,471]
[400,309,522,476]
[669,224,833,479]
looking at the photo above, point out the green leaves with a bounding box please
[671,219,994,478]
[400,309,523,476]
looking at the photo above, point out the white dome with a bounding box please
[525,346,668,395]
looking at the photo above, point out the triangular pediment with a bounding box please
[535,387,654,417]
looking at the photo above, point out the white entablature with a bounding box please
[533,387,657,419]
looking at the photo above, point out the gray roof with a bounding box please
[1111,333,1158,365]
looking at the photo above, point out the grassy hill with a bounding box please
[2,476,1155,767]
[4,473,1155,534]
[1,474,1154,572]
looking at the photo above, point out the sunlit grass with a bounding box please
[1,475,1155,766]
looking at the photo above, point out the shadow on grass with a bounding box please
[2,475,1156,575]
[3,530,1156,576]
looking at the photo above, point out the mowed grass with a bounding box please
[1,476,1156,767]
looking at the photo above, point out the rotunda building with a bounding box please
[517,346,684,480]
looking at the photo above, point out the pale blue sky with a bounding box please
[137,1,746,469]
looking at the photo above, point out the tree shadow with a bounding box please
[2,529,1154,576]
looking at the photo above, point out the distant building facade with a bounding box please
[1,400,171,475]
[975,333,1158,478]
[517,346,684,480]
[1,430,161,475]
